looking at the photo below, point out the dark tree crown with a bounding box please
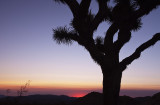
[53,0,160,68]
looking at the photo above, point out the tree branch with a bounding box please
[134,0,160,18]
[77,36,104,65]
[90,0,110,32]
[114,29,131,53]
[104,23,118,53]
[120,33,160,71]
[71,0,92,34]
[79,0,91,18]
[84,42,105,65]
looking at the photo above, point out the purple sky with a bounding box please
[0,0,160,97]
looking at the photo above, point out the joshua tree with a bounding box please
[53,0,160,105]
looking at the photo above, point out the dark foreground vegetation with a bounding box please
[0,92,160,105]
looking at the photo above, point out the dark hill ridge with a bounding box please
[140,92,160,105]
[72,92,160,105]
[0,95,5,98]
[71,92,103,105]
[25,94,76,102]
[0,92,159,105]
[0,94,76,105]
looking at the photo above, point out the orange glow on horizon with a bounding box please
[1,81,160,92]
[0,82,160,97]
[0,80,102,90]
[71,93,86,97]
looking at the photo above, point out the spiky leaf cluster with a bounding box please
[53,27,76,45]
[110,0,142,31]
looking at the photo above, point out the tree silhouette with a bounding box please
[17,80,31,97]
[6,89,11,96]
[53,0,160,105]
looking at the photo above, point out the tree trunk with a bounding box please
[102,67,122,105]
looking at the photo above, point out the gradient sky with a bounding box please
[0,0,160,97]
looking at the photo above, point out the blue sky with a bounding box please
[0,0,160,97]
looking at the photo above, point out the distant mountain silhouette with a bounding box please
[71,92,103,105]
[0,94,76,105]
[0,92,160,105]
[0,95,5,98]
[140,92,160,105]
[71,92,160,105]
